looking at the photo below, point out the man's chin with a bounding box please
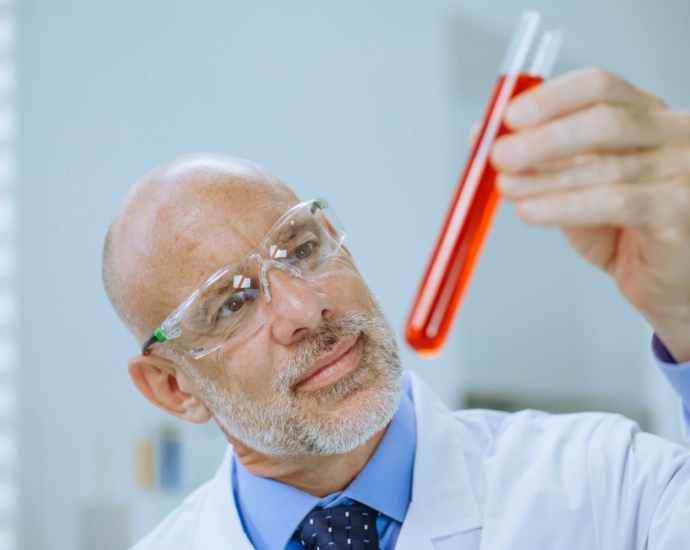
[298,369,402,456]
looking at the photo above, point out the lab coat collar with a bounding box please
[192,446,253,550]
[395,372,483,549]
[192,371,482,550]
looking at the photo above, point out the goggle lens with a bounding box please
[151,198,345,359]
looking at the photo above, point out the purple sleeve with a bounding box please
[653,333,690,439]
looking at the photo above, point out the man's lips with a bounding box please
[293,335,363,391]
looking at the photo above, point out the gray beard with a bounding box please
[188,303,403,457]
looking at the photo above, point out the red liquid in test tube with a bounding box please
[406,11,563,357]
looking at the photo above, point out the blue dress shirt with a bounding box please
[653,333,690,438]
[232,376,417,550]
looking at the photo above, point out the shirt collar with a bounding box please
[233,376,417,550]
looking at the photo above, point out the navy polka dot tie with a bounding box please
[292,503,380,550]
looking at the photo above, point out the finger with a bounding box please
[515,182,658,227]
[505,67,667,129]
[498,145,690,197]
[492,105,686,172]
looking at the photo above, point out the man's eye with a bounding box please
[293,241,314,260]
[218,293,245,317]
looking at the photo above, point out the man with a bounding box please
[103,68,690,549]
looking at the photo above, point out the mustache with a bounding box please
[272,312,369,393]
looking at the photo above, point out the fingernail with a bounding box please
[507,97,539,127]
[518,199,544,219]
[493,139,524,168]
[497,175,530,193]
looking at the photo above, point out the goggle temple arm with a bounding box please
[141,327,167,355]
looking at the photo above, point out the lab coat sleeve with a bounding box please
[653,333,690,439]
[589,413,690,548]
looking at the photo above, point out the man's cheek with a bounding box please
[322,269,370,306]
[226,335,276,392]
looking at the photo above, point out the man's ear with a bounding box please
[128,354,212,424]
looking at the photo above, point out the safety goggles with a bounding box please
[141,198,346,359]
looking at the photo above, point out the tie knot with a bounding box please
[293,503,380,550]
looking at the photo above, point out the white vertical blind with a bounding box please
[0,1,13,549]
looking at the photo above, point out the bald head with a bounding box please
[103,153,299,343]
[106,154,402,463]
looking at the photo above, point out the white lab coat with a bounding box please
[132,372,690,549]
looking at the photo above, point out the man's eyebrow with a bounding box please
[204,279,235,300]
[198,262,252,301]
[275,218,317,242]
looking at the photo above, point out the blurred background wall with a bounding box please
[12,0,690,548]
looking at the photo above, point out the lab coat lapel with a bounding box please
[396,372,483,550]
[192,446,254,550]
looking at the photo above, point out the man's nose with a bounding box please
[265,267,334,346]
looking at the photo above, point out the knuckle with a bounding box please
[620,153,648,181]
[603,188,629,219]
[598,154,624,182]
[683,144,690,172]
[587,67,617,97]
[530,124,561,160]
[542,126,563,156]
[582,153,613,184]
[553,169,574,189]
[630,193,652,223]
[647,92,668,110]
[652,180,690,238]
[676,112,690,138]
[609,186,651,223]
[622,156,645,182]
[597,104,630,141]
[672,180,690,213]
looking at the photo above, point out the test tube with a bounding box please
[406,11,563,357]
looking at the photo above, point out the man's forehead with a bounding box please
[170,196,295,290]
[112,154,300,333]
